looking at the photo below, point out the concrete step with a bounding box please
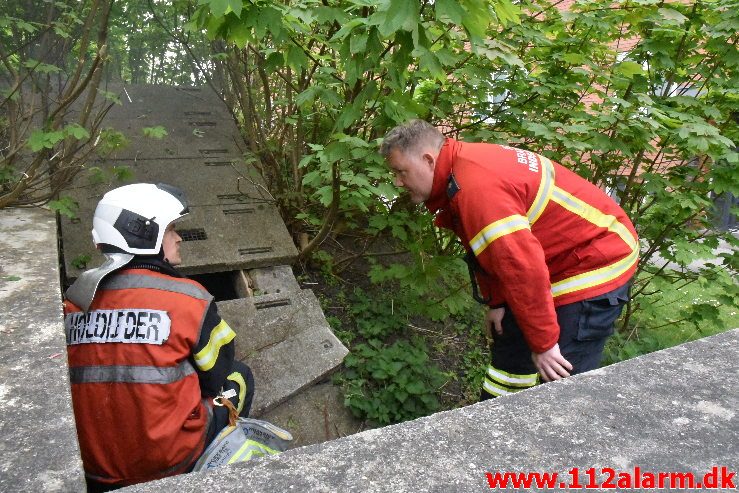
[216,289,349,416]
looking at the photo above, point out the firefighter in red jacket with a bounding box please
[381,120,638,398]
[64,183,254,490]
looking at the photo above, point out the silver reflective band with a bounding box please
[487,367,538,387]
[101,274,211,301]
[69,360,196,384]
[482,379,514,397]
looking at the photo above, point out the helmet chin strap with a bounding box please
[65,253,134,312]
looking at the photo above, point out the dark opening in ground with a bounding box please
[188,271,239,301]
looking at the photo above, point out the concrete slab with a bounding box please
[216,290,349,416]
[59,84,299,281]
[59,158,297,281]
[95,120,243,160]
[260,382,365,450]
[247,265,301,296]
[69,84,243,160]
[0,208,85,492]
[245,326,349,417]
[96,84,231,123]
[61,204,296,280]
[125,329,739,493]
[70,156,271,203]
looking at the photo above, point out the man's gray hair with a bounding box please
[380,120,445,157]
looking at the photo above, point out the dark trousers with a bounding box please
[480,283,630,400]
[205,360,255,445]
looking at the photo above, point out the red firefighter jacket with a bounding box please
[427,138,639,353]
[64,267,236,486]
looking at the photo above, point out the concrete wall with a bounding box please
[125,329,738,492]
[0,208,85,492]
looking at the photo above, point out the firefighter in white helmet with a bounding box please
[64,183,254,490]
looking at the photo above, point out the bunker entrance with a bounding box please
[57,84,358,455]
[188,271,240,302]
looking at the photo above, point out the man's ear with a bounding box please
[422,151,436,170]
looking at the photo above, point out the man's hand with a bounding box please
[532,343,573,382]
[484,307,505,339]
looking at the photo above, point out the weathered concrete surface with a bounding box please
[217,290,349,416]
[125,329,738,493]
[247,265,301,296]
[260,382,365,450]
[0,208,85,492]
[59,85,298,281]
[60,164,296,280]
[77,84,241,160]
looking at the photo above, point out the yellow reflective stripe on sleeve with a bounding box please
[470,215,530,256]
[487,365,539,388]
[526,155,555,225]
[194,320,236,371]
[550,186,639,298]
[226,371,247,415]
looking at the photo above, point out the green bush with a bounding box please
[339,338,448,426]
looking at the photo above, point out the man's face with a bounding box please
[387,147,436,204]
[162,224,182,266]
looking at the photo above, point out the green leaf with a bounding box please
[350,30,368,53]
[286,45,309,71]
[379,0,419,37]
[330,18,365,41]
[112,166,134,181]
[53,24,71,39]
[23,59,61,74]
[435,0,465,25]
[226,0,243,18]
[16,20,36,32]
[460,0,490,42]
[493,0,521,26]
[562,53,586,65]
[49,196,79,219]
[142,126,168,139]
[71,254,91,270]
[209,0,230,17]
[615,61,646,79]
[26,129,64,151]
[229,20,251,48]
[405,380,426,395]
[415,46,444,80]
[27,130,49,152]
[658,7,688,25]
[65,124,90,140]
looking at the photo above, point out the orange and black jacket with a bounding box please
[427,138,639,353]
[63,261,236,487]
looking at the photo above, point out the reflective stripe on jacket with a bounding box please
[64,268,217,486]
[427,138,638,353]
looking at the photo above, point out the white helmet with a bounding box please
[92,183,189,255]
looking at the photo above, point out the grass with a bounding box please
[602,270,737,365]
